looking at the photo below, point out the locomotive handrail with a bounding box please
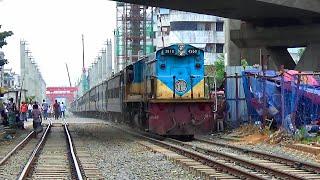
[173,76,176,98]
[204,75,218,112]
[190,75,194,99]
[212,76,218,113]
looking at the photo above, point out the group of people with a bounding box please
[19,100,66,122]
[1,98,67,132]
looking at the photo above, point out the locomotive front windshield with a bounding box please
[155,44,205,99]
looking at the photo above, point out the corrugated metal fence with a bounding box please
[225,66,253,127]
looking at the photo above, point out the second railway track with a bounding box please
[108,122,320,180]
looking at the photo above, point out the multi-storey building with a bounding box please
[114,3,154,72]
[154,8,225,65]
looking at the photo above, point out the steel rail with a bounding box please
[0,131,35,166]
[167,138,305,180]
[64,122,84,180]
[195,137,320,174]
[18,122,52,180]
[107,124,265,180]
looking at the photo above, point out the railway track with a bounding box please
[0,131,39,179]
[17,122,84,180]
[108,123,320,180]
[194,137,320,174]
[167,138,320,180]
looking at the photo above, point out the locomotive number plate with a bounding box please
[175,80,187,92]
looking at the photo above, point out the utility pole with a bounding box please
[82,34,85,72]
[65,63,72,87]
[81,34,88,93]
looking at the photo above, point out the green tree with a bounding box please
[241,58,248,69]
[214,54,225,87]
[0,25,13,48]
[25,96,36,104]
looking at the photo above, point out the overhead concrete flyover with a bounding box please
[115,0,320,71]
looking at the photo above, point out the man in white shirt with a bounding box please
[60,102,66,119]
[28,103,33,119]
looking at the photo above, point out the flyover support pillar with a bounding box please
[296,43,320,71]
[225,19,241,66]
[239,47,295,70]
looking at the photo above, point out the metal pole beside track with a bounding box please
[173,76,176,99]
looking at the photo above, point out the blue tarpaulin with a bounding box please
[242,69,320,132]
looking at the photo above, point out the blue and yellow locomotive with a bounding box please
[71,44,215,137]
[125,44,214,136]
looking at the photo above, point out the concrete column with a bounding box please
[93,62,97,86]
[240,47,296,70]
[97,57,101,83]
[101,49,106,79]
[89,67,92,88]
[296,43,320,71]
[265,47,296,70]
[225,19,241,66]
[20,41,26,85]
[106,40,113,78]
[99,56,103,82]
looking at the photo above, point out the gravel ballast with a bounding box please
[201,134,320,164]
[70,123,202,180]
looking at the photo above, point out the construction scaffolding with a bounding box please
[114,2,154,72]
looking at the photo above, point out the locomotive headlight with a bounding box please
[178,44,185,56]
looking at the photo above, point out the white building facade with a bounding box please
[154,9,225,65]
[20,40,46,103]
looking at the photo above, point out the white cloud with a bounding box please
[0,0,116,86]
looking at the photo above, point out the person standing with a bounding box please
[48,105,53,118]
[41,99,49,120]
[20,102,28,122]
[58,102,61,118]
[32,104,42,136]
[53,100,60,120]
[28,103,33,119]
[60,102,66,119]
[6,98,16,128]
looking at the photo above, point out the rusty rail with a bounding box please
[167,138,304,180]
[18,122,52,180]
[195,137,320,174]
[64,122,84,180]
[0,131,35,166]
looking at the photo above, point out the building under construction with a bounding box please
[114,2,154,72]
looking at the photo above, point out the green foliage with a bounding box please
[294,127,320,144]
[0,25,13,48]
[25,96,36,104]
[241,59,248,69]
[214,54,225,87]
[294,127,308,141]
